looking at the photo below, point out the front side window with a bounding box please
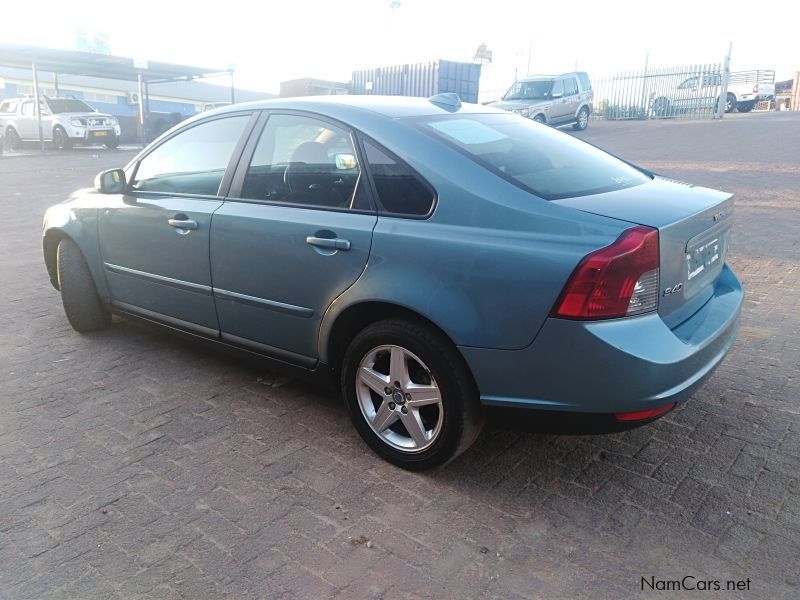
[363,140,434,216]
[133,115,249,195]
[551,79,565,97]
[679,77,698,89]
[21,101,33,116]
[503,80,554,101]
[240,114,364,210]
[417,113,650,200]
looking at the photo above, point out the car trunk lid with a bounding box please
[554,176,734,327]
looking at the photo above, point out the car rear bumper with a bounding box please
[460,263,742,416]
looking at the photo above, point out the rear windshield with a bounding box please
[416,113,649,200]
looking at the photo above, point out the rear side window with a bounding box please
[578,72,592,91]
[418,113,649,200]
[21,101,34,116]
[133,115,249,195]
[363,140,434,216]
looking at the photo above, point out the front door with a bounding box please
[548,79,570,122]
[210,112,377,363]
[98,113,253,334]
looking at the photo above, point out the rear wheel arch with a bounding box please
[323,301,470,377]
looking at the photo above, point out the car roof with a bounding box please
[208,95,506,121]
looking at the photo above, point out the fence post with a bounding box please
[715,43,732,119]
[793,71,800,110]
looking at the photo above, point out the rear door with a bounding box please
[561,76,581,121]
[210,112,377,364]
[19,101,37,139]
[98,112,255,334]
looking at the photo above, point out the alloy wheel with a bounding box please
[356,344,443,453]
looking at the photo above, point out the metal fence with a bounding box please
[592,63,725,120]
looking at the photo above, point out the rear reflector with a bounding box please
[551,226,659,320]
[615,402,675,422]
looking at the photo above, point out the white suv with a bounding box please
[0,97,121,150]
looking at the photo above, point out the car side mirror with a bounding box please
[552,92,563,99]
[95,168,127,194]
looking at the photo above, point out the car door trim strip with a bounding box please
[212,288,314,318]
[104,262,213,295]
[111,300,220,338]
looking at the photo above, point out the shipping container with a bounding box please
[352,60,481,104]
[279,77,350,98]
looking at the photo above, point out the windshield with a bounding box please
[45,98,95,113]
[417,113,650,200]
[502,80,554,101]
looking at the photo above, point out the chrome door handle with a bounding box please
[168,218,198,230]
[305,236,351,251]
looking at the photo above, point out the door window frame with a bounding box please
[356,133,438,220]
[563,77,579,97]
[226,109,377,215]
[124,111,259,200]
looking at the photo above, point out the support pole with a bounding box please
[715,42,732,119]
[53,72,60,96]
[229,69,235,104]
[138,73,145,148]
[32,62,45,153]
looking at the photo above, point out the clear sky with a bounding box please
[3,0,797,94]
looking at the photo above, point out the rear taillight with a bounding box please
[551,226,659,320]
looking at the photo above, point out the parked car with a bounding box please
[201,102,232,112]
[488,72,593,130]
[651,72,776,116]
[0,96,121,150]
[43,95,742,470]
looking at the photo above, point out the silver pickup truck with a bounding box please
[0,96,121,150]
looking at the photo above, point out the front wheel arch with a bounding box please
[43,229,70,290]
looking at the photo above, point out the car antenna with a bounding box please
[428,93,462,111]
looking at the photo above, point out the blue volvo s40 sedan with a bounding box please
[43,95,742,469]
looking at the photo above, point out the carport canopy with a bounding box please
[0,42,235,150]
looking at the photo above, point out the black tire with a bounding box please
[5,127,21,150]
[104,137,120,149]
[53,126,72,150]
[572,106,590,130]
[341,319,483,470]
[725,93,737,113]
[56,238,111,332]
[532,114,546,124]
[737,102,755,113]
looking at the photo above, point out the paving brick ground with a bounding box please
[1,112,798,599]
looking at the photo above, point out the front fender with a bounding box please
[42,194,107,299]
